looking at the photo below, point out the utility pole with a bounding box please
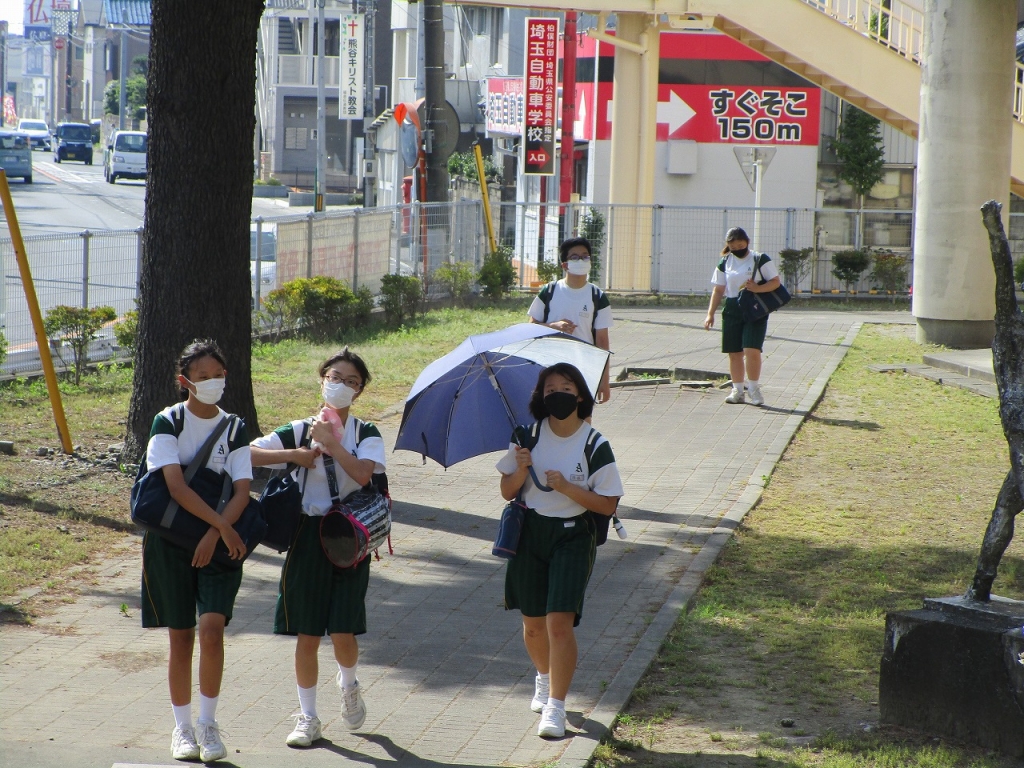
[423,0,448,202]
[315,0,326,211]
[558,11,578,242]
[361,0,375,207]
[118,27,127,130]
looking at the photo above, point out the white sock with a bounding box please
[733,380,744,391]
[197,693,218,725]
[746,379,759,390]
[338,664,358,689]
[546,696,566,712]
[172,703,192,731]
[297,684,318,719]
[536,672,550,687]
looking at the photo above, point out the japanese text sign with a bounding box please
[485,77,524,136]
[340,14,364,120]
[522,17,558,175]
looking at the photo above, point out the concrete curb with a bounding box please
[556,321,863,768]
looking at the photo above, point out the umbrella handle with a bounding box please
[527,465,553,492]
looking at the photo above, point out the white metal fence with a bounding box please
[4,202,1023,377]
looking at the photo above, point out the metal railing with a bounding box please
[8,202,1024,378]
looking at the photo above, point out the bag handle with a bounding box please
[160,413,231,528]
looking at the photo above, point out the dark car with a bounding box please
[53,122,94,164]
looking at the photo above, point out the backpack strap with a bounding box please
[169,402,186,437]
[539,281,557,323]
[591,285,601,340]
[583,427,600,471]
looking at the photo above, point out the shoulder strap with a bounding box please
[540,281,556,323]
[591,285,601,339]
[159,414,230,528]
[170,402,186,436]
[583,427,600,471]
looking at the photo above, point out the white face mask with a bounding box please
[566,258,591,276]
[322,380,356,409]
[185,377,226,405]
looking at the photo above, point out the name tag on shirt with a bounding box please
[564,520,575,528]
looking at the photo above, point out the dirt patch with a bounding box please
[99,650,165,674]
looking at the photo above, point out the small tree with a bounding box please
[868,250,909,300]
[579,207,605,283]
[832,250,871,294]
[778,247,812,292]
[478,245,516,299]
[44,305,117,385]
[113,309,139,357]
[104,75,148,122]
[831,105,885,248]
[379,274,422,326]
[536,258,562,284]
[433,261,477,305]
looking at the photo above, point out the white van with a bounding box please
[104,130,147,184]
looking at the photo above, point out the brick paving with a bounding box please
[0,308,915,768]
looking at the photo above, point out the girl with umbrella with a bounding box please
[249,349,386,748]
[495,362,624,738]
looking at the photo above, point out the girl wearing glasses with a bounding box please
[249,348,386,748]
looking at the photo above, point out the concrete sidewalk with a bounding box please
[0,308,914,768]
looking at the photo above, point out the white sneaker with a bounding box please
[171,725,200,761]
[531,674,549,713]
[747,385,764,406]
[337,674,367,731]
[725,387,745,404]
[538,704,566,738]
[286,713,323,747]
[195,720,227,763]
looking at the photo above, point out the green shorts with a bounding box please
[504,507,597,628]
[141,532,244,630]
[274,513,370,637]
[721,297,768,353]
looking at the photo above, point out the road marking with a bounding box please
[35,163,100,184]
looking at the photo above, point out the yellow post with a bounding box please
[0,170,74,453]
[473,143,498,254]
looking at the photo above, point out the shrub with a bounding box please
[536,258,562,284]
[579,207,606,283]
[433,261,477,304]
[447,150,501,182]
[379,273,422,326]
[478,245,517,299]
[831,249,871,294]
[43,305,117,385]
[1014,257,1024,288]
[0,328,6,370]
[113,310,139,357]
[778,247,812,291]
[262,276,368,341]
[869,251,909,299]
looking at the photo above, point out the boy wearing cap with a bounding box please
[702,227,781,406]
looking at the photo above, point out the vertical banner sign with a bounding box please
[340,13,364,120]
[523,17,558,175]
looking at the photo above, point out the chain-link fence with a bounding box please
[5,203,1024,377]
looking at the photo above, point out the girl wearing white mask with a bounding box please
[527,236,613,403]
[140,339,252,763]
[249,348,386,749]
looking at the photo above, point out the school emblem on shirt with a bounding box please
[570,461,585,482]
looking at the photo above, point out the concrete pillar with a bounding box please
[913,0,1016,348]
[607,13,658,290]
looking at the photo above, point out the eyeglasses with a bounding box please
[565,252,590,261]
[325,373,362,388]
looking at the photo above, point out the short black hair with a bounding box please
[528,362,595,421]
[559,236,592,263]
[319,347,371,388]
[177,339,226,380]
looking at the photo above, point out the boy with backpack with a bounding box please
[528,236,613,403]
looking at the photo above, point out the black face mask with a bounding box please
[729,247,749,257]
[544,391,579,421]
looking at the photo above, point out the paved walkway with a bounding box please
[1,308,917,768]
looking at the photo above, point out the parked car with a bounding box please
[250,230,277,308]
[103,130,147,183]
[53,122,93,164]
[16,119,50,151]
[0,130,33,183]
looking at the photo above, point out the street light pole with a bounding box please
[118,27,127,130]
[315,0,326,211]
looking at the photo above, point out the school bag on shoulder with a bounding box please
[538,280,605,342]
[513,422,623,546]
[130,402,266,567]
[258,418,312,553]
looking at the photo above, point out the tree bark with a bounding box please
[125,0,266,460]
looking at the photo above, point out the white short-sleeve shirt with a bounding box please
[527,279,613,346]
[145,404,252,483]
[711,252,780,299]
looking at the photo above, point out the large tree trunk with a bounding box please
[125,1,266,460]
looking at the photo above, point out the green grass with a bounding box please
[595,325,1019,768]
